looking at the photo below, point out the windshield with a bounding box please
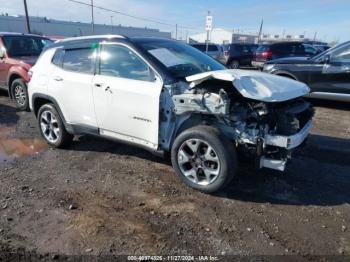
[2,35,53,57]
[136,40,225,79]
[311,41,349,61]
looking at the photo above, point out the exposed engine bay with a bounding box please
[162,72,314,172]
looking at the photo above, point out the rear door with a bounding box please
[92,43,163,149]
[48,47,97,127]
[240,45,256,65]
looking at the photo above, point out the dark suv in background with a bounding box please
[225,43,258,68]
[0,32,52,110]
[252,42,320,70]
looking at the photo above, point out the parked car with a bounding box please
[0,32,52,110]
[252,42,321,69]
[190,43,228,64]
[29,35,313,193]
[225,43,258,68]
[263,41,350,102]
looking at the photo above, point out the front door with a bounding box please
[309,43,350,94]
[93,43,163,150]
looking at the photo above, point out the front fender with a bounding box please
[271,70,299,81]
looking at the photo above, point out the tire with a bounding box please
[37,103,73,148]
[11,79,29,111]
[228,60,239,69]
[171,125,237,193]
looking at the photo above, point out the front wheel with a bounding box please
[171,125,237,193]
[37,104,73,148]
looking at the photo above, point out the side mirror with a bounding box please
[320,54,330,64]
[0,48,5,59]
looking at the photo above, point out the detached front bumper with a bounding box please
[260,120,313,171]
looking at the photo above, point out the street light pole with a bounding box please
[205,11,211,53]
[23,0,31,34]
[91,0,95,34]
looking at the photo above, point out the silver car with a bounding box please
[191,43,228,64]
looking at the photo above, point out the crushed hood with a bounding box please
[186,69,310,102]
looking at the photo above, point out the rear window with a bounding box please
[2,35,52,57]
[256,45,269,53]
[62,48,95,74]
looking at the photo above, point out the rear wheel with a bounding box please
[38,104,73,148]
[171,125,237,193]
[11,79,29,111]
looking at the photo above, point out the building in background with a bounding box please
[0,14,171,38]
[260,34,310,43]
[189,28,258,44]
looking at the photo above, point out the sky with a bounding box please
[1,0,349,42]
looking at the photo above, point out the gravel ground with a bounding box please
[0,90,349,259]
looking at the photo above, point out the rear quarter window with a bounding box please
[51,48,64,66]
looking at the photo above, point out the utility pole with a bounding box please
[313,31,317,41]
[91,0,95,34]
[258,19,263,43]
[110,16,114,27]
[175,24,178,40]
[23,0,31,34]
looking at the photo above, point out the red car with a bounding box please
[0,33,52,110]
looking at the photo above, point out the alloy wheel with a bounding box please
[40,110,60,143]
[177,139,221,186]
[14,85,26,106]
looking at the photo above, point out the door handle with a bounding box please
[105,86,112,93]
[94,83,102,87]
[53,76,63,81]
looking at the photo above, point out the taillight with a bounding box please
[261,50,272,59]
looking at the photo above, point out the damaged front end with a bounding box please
[168,69,314,171]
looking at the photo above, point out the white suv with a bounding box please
[29,35,313,193]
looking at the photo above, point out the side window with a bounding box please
[100,45,154,82]
[207,45,218,52]
[192,45,206,51]
[303,45,317,55]
[52,48,64,66]
[62,48,95,74]
[293,44,306,55]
